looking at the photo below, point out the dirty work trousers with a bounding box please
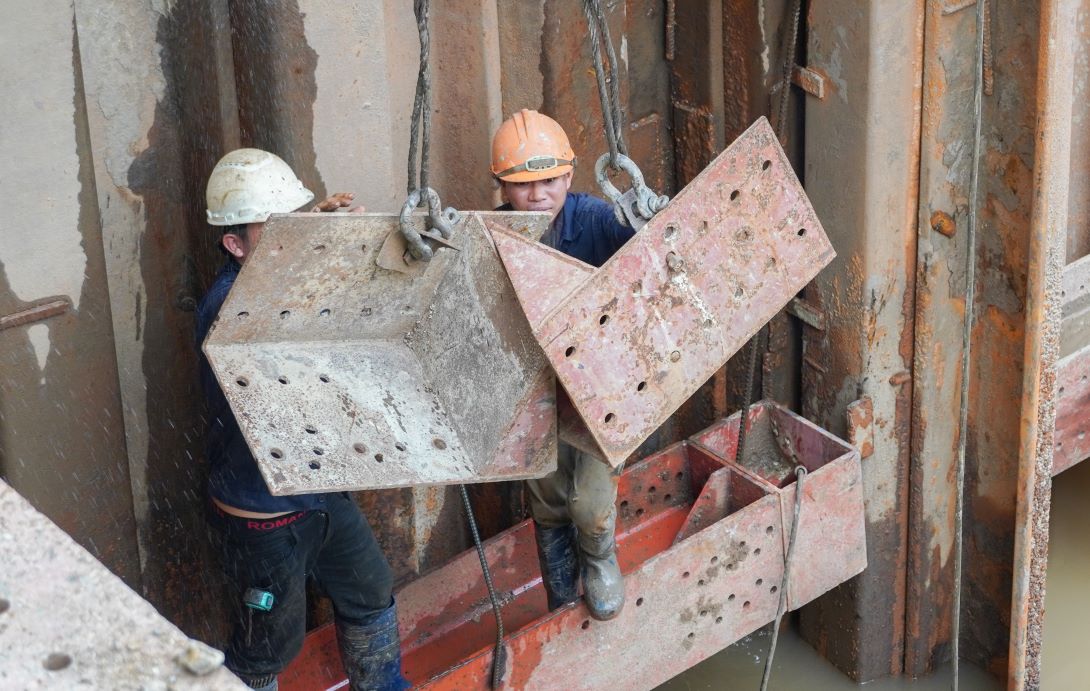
[527,442,624,545]
[209,493,394,686]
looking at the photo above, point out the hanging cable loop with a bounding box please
[759,465,807,691]
[400,0,459,261]
[582,0,668,229]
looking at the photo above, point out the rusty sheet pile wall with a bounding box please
[0,1,1085,688]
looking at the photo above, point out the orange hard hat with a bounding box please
[490,109,576,182]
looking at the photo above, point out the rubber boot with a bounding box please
[335,601,410,691]
[534,522,579,610]
[579,514,625,621]
[236,673,277,691]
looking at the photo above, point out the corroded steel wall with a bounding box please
[799,1,924,681]
[2,1,1078,686]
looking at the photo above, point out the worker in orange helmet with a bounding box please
[492,109,636,620]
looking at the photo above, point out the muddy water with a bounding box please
[658,459,1090,690]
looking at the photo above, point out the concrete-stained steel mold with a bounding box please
[0,481,246,690]
[489,117,835,466]
[203,211,557,492]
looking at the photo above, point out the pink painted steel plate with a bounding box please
[490,117,835,465]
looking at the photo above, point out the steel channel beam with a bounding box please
[800,1,924,681]
[1009,2,1077,686]
[905,0,982,674]
[957,1,1045,679]
[280,403,865,690]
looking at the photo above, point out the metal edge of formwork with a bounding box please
[1052,346,1090,476]
[1009,0,1077,686]
[279,406,866,690]
[0,480,247,690]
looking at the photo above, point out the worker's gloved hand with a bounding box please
[311,192,365,213]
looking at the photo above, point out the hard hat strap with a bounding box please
[495,155,575,179]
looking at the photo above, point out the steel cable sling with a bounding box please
[582,0,669,229]
[402,1,506,687]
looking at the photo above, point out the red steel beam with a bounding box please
[280,403,865,690]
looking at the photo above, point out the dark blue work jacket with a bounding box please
[196,260,329,512]
[499,192,635,266]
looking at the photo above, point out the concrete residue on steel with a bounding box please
[203,211,557,492]
[0,480,246,689]
[489,117,835,466]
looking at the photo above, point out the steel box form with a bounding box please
[280,405,865,690]
[489,117,835,467]
[203,211,557,493]
[688,401,868,611]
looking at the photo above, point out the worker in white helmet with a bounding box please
[491,110,635,621]
[196,149,407,691]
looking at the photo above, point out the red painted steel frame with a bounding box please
[280,403,864,690]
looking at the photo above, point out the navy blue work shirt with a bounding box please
[499,192,635,266]
[196,260,329,513]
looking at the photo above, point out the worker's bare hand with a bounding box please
[312,192,365,213]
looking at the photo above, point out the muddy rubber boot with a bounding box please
[534,522,579,610]
[580,526,625,621]
[236,673,277,691]
[335,601,410,691]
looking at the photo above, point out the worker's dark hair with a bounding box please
[222,224,249,241]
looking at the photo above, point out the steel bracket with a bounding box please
[0,298,70,331]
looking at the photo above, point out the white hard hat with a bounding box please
[205,148,315,226]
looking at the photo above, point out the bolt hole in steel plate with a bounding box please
[489,117,834,466]
[203,212,559,493]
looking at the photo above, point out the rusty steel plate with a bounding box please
[0,481,246,689]
[489,117,835,466]
[203,211,557,492]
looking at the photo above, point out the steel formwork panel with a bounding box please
[280,402,865,690]
[203,211,557,492]
[0,481,246,690]
[490,117,834,466]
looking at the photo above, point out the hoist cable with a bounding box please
[952,2,989,688]
[747,2,803,689]
[581,0,628,166]
[760,466,808,691]
[403,0,503,682]
[407,0,432,194]
[459,485,507,688]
